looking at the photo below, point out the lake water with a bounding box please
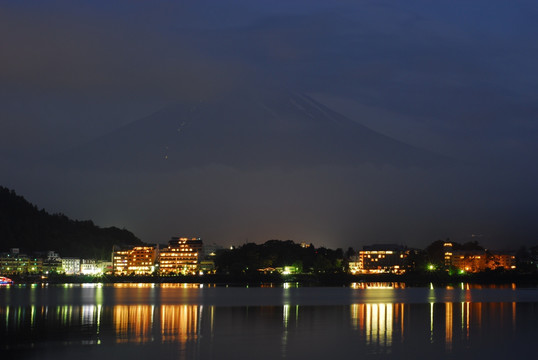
[1,283,538,359]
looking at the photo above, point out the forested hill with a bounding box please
[0,186,143,259]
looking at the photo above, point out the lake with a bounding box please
[1,283,538,359]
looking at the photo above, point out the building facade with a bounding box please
[159,237,203,275]
[62,257,81,275]
[357,244,410,274]
[443,242,516,273]
[112,245,158,276]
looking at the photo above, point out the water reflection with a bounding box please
[160,305,198,344]
[350,282,406,289]
[0,300,534,357]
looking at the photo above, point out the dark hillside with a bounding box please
[0,186,143,259]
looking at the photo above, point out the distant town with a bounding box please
[2,237,537,281]
[3,186,538,283]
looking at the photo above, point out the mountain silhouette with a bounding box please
[0,186,143,258]
[56,89,445,172]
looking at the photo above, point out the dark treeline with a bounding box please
[0,186,142,259]
[214,240,344,275]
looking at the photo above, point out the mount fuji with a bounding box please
[55,89,445,172]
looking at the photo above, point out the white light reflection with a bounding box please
[351,304,359,330]
[364,303,393,349]
[430,302,434,343]
[82,305,95,325]
[283,304,290,328]
[282,305,290,357]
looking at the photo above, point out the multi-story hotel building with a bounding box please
[62,257,81,275]
[112,245,158,275]
[444,242,516,273]
[128,246,158,274]
[159,237,203,275]
[0,249,42,274]
[488,251,516,270]
[357,244,410,274]
[112,249,130,275]
[450,250,487,273]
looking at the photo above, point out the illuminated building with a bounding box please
[113,249,130,275]
[444,247,516,273]
[199,260,216,274]
[62,257,81,275]
[128,246,157,275]
[487,252,516,270]
[443,242,453,268]
[0,249,37,274]
[98,260,113,275]
[33,250,62,274]
[112,246,158,276]
[450,250,487,273]
[348,261,360,275]
[81,259,100,275]
[159,237,203,275]
[358,244,410,274]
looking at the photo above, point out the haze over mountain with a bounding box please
[54,90,445,172]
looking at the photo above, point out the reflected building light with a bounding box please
[445,302,452,351]
[512,302,516,330]
[351,304,359,330]
[476,302,482,328]
[464,302,470,340]
[198,305,203,340]
[461,302,465,334]
[5,306,9,330]
[282,305,290,355]
[372,304,378,343]
[95,286,103,305]
[114,283,156,289]
[430,302,434,343]
[398,303,404,341]
[282,283,291,305]
[351,282,404,290]
[210,306,214,338]
[30,305,35,327]
[59,305,72,326]
[379,304,385,344]
[283,304,289,328]
[82,305,95,326]
[97,305,102,335]
[364,303,394,349]
[161,305,199,345]
[386,304,393,347]
[366,303,371,344]
[160,283,201,289]
[114,305,154,344]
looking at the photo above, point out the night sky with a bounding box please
[1,0,537,249]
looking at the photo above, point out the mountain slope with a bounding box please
[55,89,447,172]
[0,186,143,258]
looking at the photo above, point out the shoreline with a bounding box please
[5,272,538,287]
